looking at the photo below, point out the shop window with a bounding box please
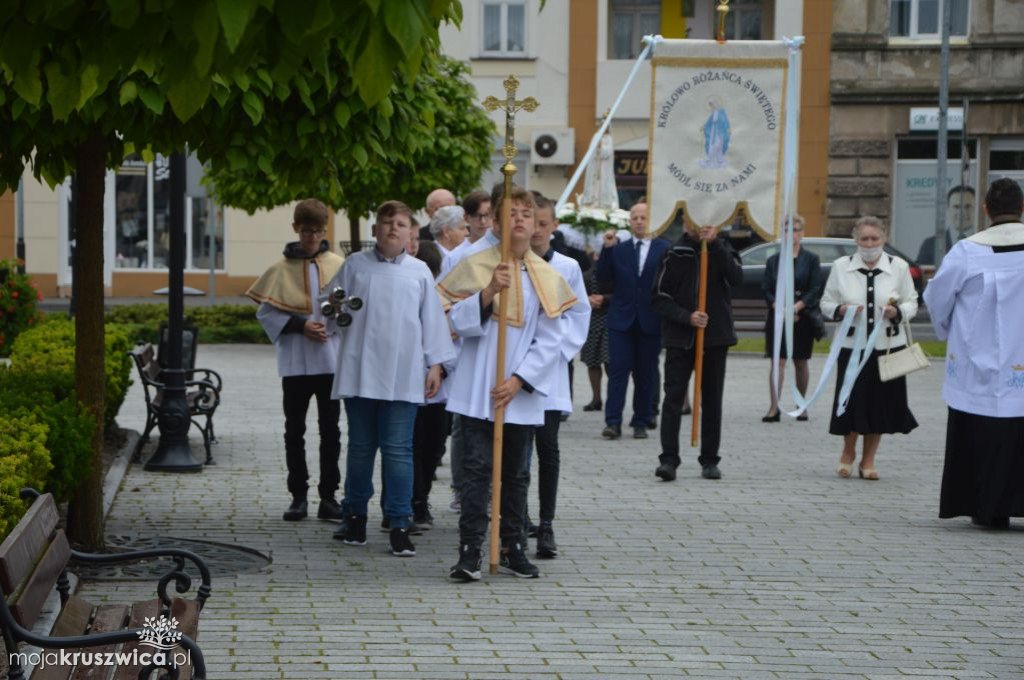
[891,137,977,265]
[986,139,1024,219]
[482,0,527,57]
[113,154,222,271]
[610,0,660,60]
[890,0,969,39]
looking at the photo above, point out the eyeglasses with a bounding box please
[299,228,326,236]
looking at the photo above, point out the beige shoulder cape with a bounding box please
[436,245,578,327]
[246,251,344,315]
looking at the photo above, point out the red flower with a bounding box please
[37,291,43,301]
[11,291,18,299]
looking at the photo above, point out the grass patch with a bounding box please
[733,337,946,357]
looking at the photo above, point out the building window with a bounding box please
[610,0,659,60]
[723,0,764,40]
[890,0,969,38]
[482,0,527,57]
[114,154,223,271]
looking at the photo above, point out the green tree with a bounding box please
[206,53,495,238]
[0,0,464,549]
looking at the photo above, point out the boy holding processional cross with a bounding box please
[438,186,578,581]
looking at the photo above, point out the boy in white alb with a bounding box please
[438,187,578,581]
[328,200,456,557]
[247,199,345,523]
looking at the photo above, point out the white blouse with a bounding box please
[819,252,918,351]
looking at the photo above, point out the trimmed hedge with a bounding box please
[9,319,135,428]
[0,413,53,540]
[106,303,269,345]
[0,369,94,503]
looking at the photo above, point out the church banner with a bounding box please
[647,40,795,240]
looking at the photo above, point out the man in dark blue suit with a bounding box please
[597,202,669,439]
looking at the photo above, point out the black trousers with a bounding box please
[282,374,341,500]
[412,403,449,511]
[660,345,728,468]
[460,416,532,548]
[533,409,562,523]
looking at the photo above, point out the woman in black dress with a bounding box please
[820,216,919,480]
[580,230,617,410]
[761,215,824,422]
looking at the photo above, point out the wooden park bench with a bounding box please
[129,344,222,465]
[0,489,210,680]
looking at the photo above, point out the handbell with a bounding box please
[347,297,363,311]
[320,301,336,317]
[337,312,353,327]
[331,287,346,303]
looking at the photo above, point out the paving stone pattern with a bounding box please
[86,345,1024,679]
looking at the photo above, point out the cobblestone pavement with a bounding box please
[88,344,1024,679]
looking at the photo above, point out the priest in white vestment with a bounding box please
[925,178,1024,529]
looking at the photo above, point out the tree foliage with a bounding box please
[0,0,464,191]
[206,53,495,214]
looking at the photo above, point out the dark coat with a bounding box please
[651,234,743,349]
[597,237,670,336]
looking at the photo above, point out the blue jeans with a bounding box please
[342,398,418,529]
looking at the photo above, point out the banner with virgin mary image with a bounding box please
[647,39,796,240]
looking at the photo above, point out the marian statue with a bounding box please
[580,128,619,211]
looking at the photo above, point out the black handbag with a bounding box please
[806,306,826,341]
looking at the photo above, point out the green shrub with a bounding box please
[104,302,270,345]
[9,319,135,428]
[0,260,45,357]
[0,368,94,503]
[0,413,53,540]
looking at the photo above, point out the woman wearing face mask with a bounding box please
[819,216,919,480]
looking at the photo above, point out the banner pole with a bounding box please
[691,238,709,447]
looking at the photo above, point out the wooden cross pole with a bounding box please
[481,75,538,575]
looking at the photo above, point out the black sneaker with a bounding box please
[331,516,349,540]
[282,498,308,521]
[535,526,558,559]
[383,516,424,535]
[499,543,540,578]
[341,515,367,546]
[390,528,416,557]
[449,545,482,582]
[632,425,648,439]
[317,498,343,521]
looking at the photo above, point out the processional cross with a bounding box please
[481,75,538,575]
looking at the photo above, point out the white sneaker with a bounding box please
[448,488,461,513]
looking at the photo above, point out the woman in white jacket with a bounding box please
[820,216,919,480]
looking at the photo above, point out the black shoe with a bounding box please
[390,528,416,556]
[972,516,1010,529]
[583,400,603,412]
[449,545,482,582]
[282,498,308,521]
[526,523,539,539]
[655,463,677,481]
[331,516,349,540]
[341,515,367,545]
[796,413,809,422]
[701,464,722,480]
[647,418,657,429]
[499,543,540,578]
[633,425,648,439]
[602,425,621,440]
[317,498,343,521]
[761,411,781,422]
[413,504,434,530]
[535,526,558,559]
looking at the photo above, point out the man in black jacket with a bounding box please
[651,224,742,480]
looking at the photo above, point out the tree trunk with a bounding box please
[66,128,106,550]
[350,214,362,252]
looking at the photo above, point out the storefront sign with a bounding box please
[909,107,964,132]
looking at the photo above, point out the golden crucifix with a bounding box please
[480,75,538,575]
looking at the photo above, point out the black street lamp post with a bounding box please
[145,152,203,472]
